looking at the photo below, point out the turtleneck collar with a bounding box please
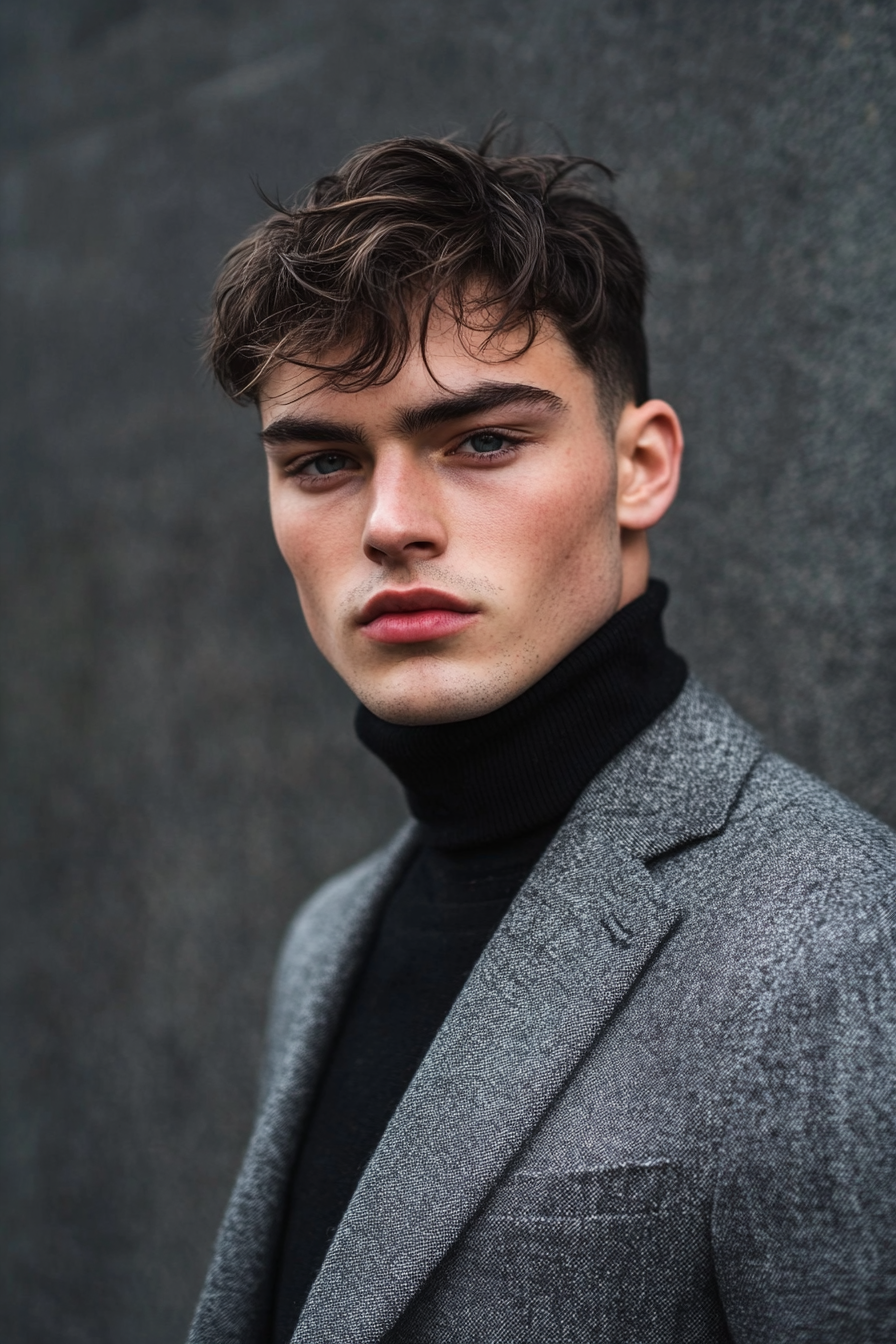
[355,579,687,849]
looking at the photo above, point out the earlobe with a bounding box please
[615,399,683,532]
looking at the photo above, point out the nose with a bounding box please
[362,450,448,566]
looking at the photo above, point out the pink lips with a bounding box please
[358,588,479,645]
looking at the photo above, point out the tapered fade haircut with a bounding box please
[207,133,650,417]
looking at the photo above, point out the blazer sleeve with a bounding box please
[711,873,896,1342]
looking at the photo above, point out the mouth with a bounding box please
[357,587,480,645]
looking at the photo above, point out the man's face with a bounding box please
[259,314,672,724]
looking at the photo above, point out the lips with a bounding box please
[358,588,479,645]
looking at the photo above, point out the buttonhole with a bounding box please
[600,911,633,947]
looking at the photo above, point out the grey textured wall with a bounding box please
[1,2,894,1340]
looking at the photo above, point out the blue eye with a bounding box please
[305,452,353,475]
[466,432,506,454]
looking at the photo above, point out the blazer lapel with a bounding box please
[188,826,417,1344]
[293,678,762,1344]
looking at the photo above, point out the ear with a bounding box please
[615,399,683,531]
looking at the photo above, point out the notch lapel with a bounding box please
[188,826,417,1344]
[293,678,762,1344]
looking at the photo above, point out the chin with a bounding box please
[360,692,477,727]
[356,664,519,726]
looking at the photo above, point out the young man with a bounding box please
[189,137,896,1344]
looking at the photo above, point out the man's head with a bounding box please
[209,135,682,724]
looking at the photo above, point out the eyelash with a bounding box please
[282,428,527,485]
[283,451,359,481]
[451,430,525,461]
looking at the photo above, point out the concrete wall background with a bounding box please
[1,2,894,1340]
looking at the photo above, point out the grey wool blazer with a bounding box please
[188,678,896,1344]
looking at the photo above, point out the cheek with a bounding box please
[272,505,313,575]
[270,496,355,624]
[464,453,616,583]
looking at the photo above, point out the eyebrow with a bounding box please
[260,418,368,450]
[260,381,565,450]
[393,382,566,435]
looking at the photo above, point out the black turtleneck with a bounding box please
[270,580,686,1342]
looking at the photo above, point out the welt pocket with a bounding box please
[484,1161,684,1220]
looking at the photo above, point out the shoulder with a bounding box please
[728,755,896,1041]
[639,686,896,1004]
[651,676,896,913]
[728,749,896,919]
[660,742,896,1060]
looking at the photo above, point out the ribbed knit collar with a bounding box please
[355,578,687,849]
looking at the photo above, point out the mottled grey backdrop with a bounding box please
[1,1,894,1340]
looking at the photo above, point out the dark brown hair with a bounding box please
[207,133,649,414]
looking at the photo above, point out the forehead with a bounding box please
[258,313,596,429]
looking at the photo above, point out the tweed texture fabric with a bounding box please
[187,678,896,1344]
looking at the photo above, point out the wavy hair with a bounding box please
[207,132,649,415]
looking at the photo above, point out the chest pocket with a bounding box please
[390,1163,722,1344]
[485,1160,683,1220]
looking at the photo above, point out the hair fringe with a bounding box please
[207,129,648,411]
